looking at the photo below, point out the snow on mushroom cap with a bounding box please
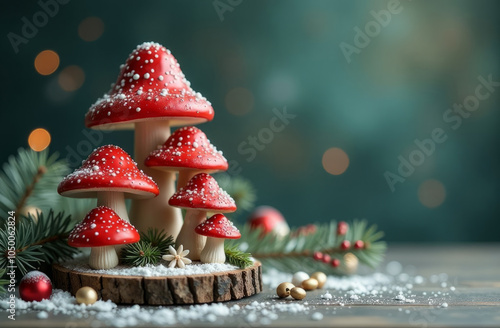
[68,206,140,247]
[168,173,236,212]
[195,214,241,239]
[144,126,228,171]
[57,145,159,198]
[85,42,214,130]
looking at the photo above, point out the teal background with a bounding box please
[1,0,499,242]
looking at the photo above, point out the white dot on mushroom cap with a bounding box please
[95,232,99,236]
[133,74,140,80]
[90,223,96,229]
[144,73,150,79]
[136,107,141,112]
[136,56,140,61]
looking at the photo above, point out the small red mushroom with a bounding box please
[68,206,140,269]
[145,126,228,190]
[169,173,236,260]
[195,214,241,264]
[58,145,159,222]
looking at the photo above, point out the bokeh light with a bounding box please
[34,50,60,76]
[78,17,105,42]
[418,179,446,208]
[58,65,85,91]
[28,128,51,151]
[225,87,254,115]
[322,147,349,175]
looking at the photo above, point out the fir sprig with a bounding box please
[139,228,174,255]
[121,241,162,267]
[215,174,257,214]
[0,148,93,223]
[0,269,8,295]
[121,228,175,266]
[224,244,253,268]
[0,210,79,277]
[226,220,386,274]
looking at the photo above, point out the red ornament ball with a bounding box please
[354,240,365,249]
[341,240,351,250]
[337,221,348,235]
[313,251,323,261]
[322,254,331,263]
[19,271,52,302]
[331,259,340,267]
[248,206,290,238]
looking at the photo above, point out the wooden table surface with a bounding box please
[2,244,499,327]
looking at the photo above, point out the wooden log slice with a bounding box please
[52,261,262,305]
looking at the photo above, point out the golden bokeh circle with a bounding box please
[78,17,105,42]
[418,179,446,208]
[28,128,51,152]
[322,147,349,175]
[58,65,85,92]
[34,50,60,76]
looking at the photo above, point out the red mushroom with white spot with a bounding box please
[145,126,228,190]
[85,42,214,238]
[169,173,236,260]
[68,206,140,269]
[195,214,241,264]
[58,145,159,222]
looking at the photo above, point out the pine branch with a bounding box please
[0,210,79,277]
[0,268,8,295]
[226,220,387,274]
[121,241,162,267]
[0,148,94,224]
[215,174,257,215]
[121,228,175,267]
[224,244,253,268]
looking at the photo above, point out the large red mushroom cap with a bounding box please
[58,145,159,198]
[68,206,140,247]
[85,42,214,130]
[144,126,228,172]
[195,214,241,239]
[169,173,236,212]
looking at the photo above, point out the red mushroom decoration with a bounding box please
[145,126,228,190]
[169,173,236,260]
[195,214,241,264]
[69,206,140,269]
[248,206,290,238]
[85,42,215,238]
[58,145,159,222]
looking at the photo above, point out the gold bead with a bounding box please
[276,282,295,298]
[301,278,319,291]
[311,272,327,288]
[75,286,98,305]
[290,287,306,300]
[343,253,359,275]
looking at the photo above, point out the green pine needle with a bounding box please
[215,174,257,213]
[0,268,8,295]
[224,244,253,268]
[121,241,162,267]
[0,210,79,278]
[139,228,174,255]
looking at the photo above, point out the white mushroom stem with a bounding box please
[175,209,207,260]
[130,120,183,238]
[97,191,128,222]
[89,246,119,269]
[176,170,199,191]
[200,237,226,264]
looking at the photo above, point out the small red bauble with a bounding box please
[354,240,365,249]
[322,254,331,263]
[331,259,340,267]
[337,221,348,235]
[313,251,323,261]
[19,271,52,302]
[341,240,351,250]
[248,206,290,238]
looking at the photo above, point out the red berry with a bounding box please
[341,240,351,250]
[354,240,364,249]
[331,259,340,267]
[313,251,323,261]
[337,221,348,235]
[322,254,331,263]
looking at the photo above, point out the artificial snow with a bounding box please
[61,259,238,277]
